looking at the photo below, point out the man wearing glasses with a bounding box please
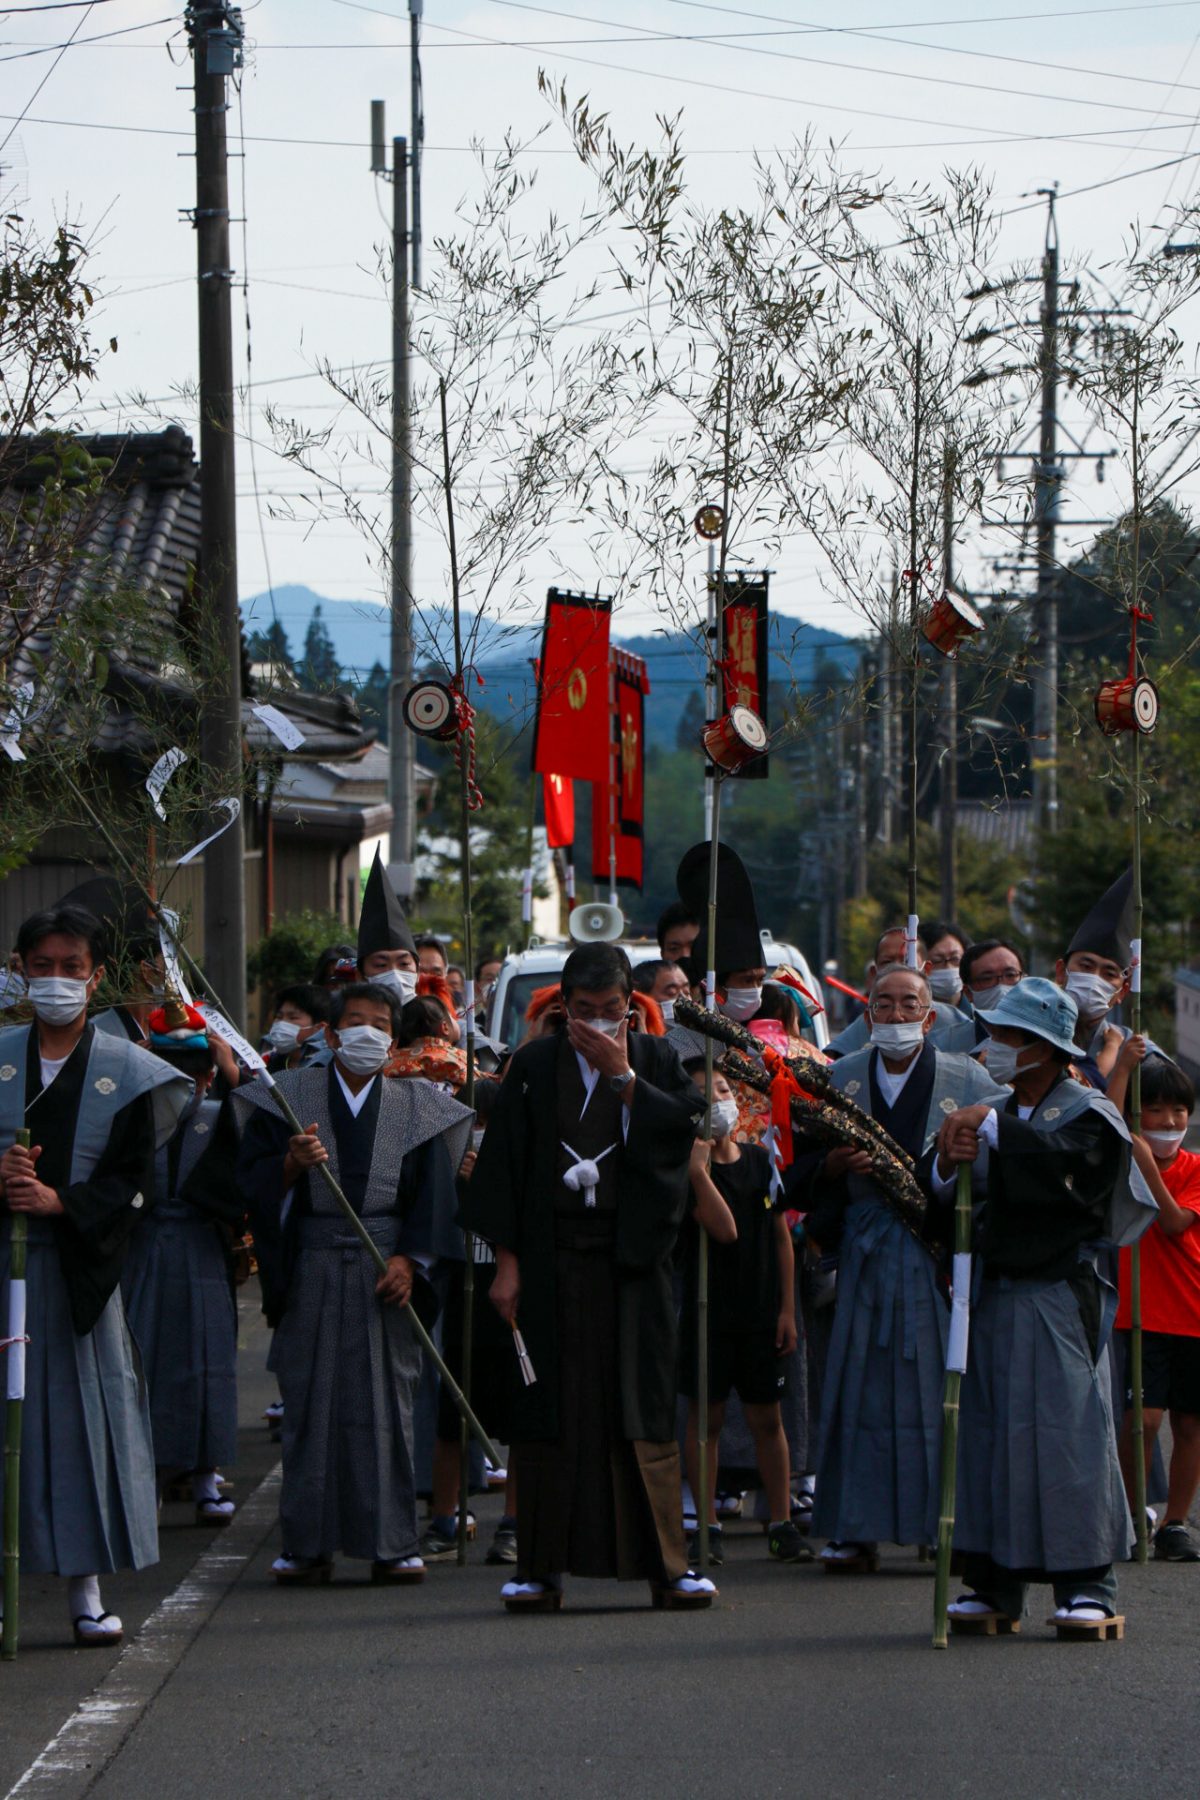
[461,942,716,1613]
[802,965,1004,1570]
[826,924,976,1059]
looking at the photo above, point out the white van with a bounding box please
[485,928,829,1055]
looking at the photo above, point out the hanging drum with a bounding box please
[703,704,768,772]
[401,680,458,740]
[694,503,725,542]
[1094,675,1158,737]
[921,587,984,658]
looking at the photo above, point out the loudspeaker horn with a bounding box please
[568,903,625,945]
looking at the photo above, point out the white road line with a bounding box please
[5,1464,281,1800]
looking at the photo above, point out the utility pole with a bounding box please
[939,446,958,920]
[371,104,415,902]
[409,0,424,290]
[1032,189,1061,837]
[187,2,247,1027]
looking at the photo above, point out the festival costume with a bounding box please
[807,1042,1003,1549]
[955,1068,1153,1618]
[121,1093,241,1476]
[460,1029,704,1590]
[0,1022,190,1575]
[233,1063,471,1567]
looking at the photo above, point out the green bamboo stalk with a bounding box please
[1129,723,1147,1563]
[2,1128,31,1662]
[697,775,724,1573]
[933,1161,972,1649]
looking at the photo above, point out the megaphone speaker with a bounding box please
[569,903,625,945]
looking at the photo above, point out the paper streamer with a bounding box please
[520,868,533,924]
[565,863,576,900]
[906,914,920,971]
[197,1001,268,1076]
[464,977,477,1041]
[251,703,306,751]
[157,905,193,1005]
[146,747,187,820]
[176,797,240,867]
[946,1251,972,1375]
[0,681,35,762]
[5,1277,27,1401]
[706,967,717,1009]
[1130,936,1142,995]
[512,1324,538,1387]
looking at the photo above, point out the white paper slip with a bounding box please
[177,797,240,866]
[198,1002,268,1075]
[146,746,188,820]
[252,703,306,751]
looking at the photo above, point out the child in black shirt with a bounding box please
[679,1064,806,1564]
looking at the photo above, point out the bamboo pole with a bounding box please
[54,773,503,1472]
[439,379,480,1568]
[933,1161,972,1649]
[698,774,724,1572]
[1129,720,1148,1563]
[1,1130,30,1662]
[1128,355,1148,1564]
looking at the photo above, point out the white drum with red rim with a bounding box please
[703,705,767,771]
[402,680,458,740]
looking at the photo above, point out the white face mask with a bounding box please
[370,968,417,1005]
[27,975,91,1027]
[710,1097,740,1140]
[267,1018,302,1052]
[720,988,761,1023]
[967,981,1009,1014]
[871,1019,927,1058]
[590,1015,625,1038]
[660,1000,676,1028]
[1064,969,1119,1023]
[1144,1128,1187,1160]
[928,969,962,1004]
[334,1024,393,1076]
[982,1039,1040,1088]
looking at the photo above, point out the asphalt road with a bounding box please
[4,1308,1200,1800]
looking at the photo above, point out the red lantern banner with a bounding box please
[531,589,612,784]
[718,573,770,781]
[591,648,649,891]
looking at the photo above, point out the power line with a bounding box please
[0,14,175,59]
[0,0,91,158]
[479,0,1199,118]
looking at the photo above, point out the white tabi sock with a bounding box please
[193,1470,221,1504]
[67,1575,102,1622]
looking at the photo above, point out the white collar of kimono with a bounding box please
[572,1049,629,1143]
[871,1046,921,1107]
[334,1066,378,1117]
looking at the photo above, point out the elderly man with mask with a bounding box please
[232,981,472,1588]
[800,964,1004,1570]
[826,924,976,1060]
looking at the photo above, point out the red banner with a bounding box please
[542,773,575,849]
[718,574,770,781]
[532,590,612,784]
[591,648,649,890]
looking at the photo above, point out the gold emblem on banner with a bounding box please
[567,667,588,711]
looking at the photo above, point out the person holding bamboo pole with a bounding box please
[0,904,191,1647]
[938,978,1155,1637]
[231,981,473,1587]
[461,942,715,1614]
[802,965,1004,1570]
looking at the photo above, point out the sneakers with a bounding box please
[686,1524,724,1567]
[767,1519,815,1564]
[1153,1520,1200,1562]
[486,1518,519,1565]
[420,1518,460,1562]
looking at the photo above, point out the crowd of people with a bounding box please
[1,850,1198,1650]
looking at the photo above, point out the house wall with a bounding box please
[271,837,360,928]
[1174,971,1200,1081]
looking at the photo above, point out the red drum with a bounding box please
[402,680,458,740]
[921,587,984,658]
[703,704,767,771]
[1094,675,1158,736]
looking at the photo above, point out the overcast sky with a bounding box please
[5,0,1200,655]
